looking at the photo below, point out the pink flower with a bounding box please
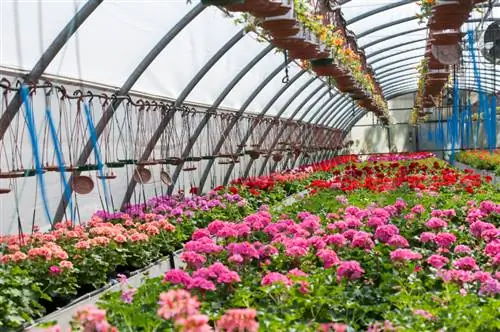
[375,224,399,243]
[216,308,258,332]
[336,260,364,282]
[351,231,374,250]
[453,257,478,271]
[427,254,449,269]
[49,266,62,275]
[454,245,472,255]
[324,234,347,247]
[413,309,434,320]
[480,277,500,296]
[164,269,192,286]
[469,221,496,238]
[318,323,349,332]
[390,249,422,262]
[288,268,308,278]
[411,204,425,214]
[261,272,292,287]
[188,277,216,291]
[425,217,447,230]
[175,314,212,332]
[317,249,340,268]
[419,232,436,243]
[180,251,206,269]
[485,240,500,257]
[157,289,200,320]
[73,305,116,332]
[387,235,409,248]
[120,288,137,304]
[59,260,73,269]
[434,232,456,248]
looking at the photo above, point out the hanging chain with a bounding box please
[282,50,290,84]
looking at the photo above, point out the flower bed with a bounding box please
[0,156,357,330]
[51,154,499,331]
[456,149,500,176]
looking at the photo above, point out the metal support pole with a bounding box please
[0,0,103,141]
[120,28,246,209]
[167,45,274,192]
[196,59,294,192]
[54,3,206,223]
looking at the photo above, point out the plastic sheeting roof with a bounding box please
[1,0,500,131]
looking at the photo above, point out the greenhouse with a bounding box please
[0,0,499,331]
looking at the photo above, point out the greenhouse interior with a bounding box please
[1,0,500,331]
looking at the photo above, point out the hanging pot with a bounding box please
[246,150,261,159]
[97,171,117,180]
[118,159,138,165]
[72,175,94,195]
[160,169,172,185]
[184,156,202,162]
[133,167,152,184]
[0,187,11,194]
[182,166,197,172]
[136,160,158,166]
[272,153,283,162]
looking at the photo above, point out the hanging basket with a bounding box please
[0,188,11,194]
[72,175,94,195]
[136,160,158,166]
[133,167,152,184]
[77,164,99,172]
[182,166,197,172]
[261,2,297,38]
[202,155,216,160]
[272,153,283,162]
[246,150,261,159]
[160,170,172,185]
[248,0,291,17]
[97,172,117,180]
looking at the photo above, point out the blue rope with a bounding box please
[82,102,110,209]
[45,102,74,221]
[450,77,459,165]
[467,30,487,148]
[20,85,52,226]
[489,95,497,152]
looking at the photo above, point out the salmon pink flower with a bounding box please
[216,308,258,332]
[157,289,200,320]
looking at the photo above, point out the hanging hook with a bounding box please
[56,85,67,100]
[99,93,109,108]
[44,80,53,97]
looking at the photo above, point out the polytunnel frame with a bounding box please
[4,1,497,224]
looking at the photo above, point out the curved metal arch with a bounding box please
[362,26,426,50]
[382,73,499,92]
[342,109,370,137]
[237,76,318,181]
[320,95,357,127]
[367,38,427,59]
[357,16,417,39]
[196,59,296,192]
[120,28,246,207]
[347,0,417,25]
[279,90,335,168]
[0,0,103,141]
[379,59,500,78]
[309,94,348,124]
[54,3,206,222]
[334,106,364,131]
[384,82,497,100]
[373,54,423,73]
[379,68,419,85]
[165,44,275,194]
[256,83,328,175]
[372,47,424,68]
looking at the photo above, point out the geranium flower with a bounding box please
[336,260,364,282]
[216,308,258,332]
[427,254,449,269]
[390,249,422,262]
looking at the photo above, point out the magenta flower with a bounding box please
[453,257,479,271]
[419,232,436,243]
[425,217,448,230]
[434,233,457,248]
[317,249,340,268]
[375,224,399,243]
[387,235,409,248]
[49,266,62,275]
[336,260,364,282]
[120,288,137,304]
[427,254,449,269]
[390,249,422,262]
[261,272,292,287]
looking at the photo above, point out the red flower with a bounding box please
[249,188,260,196]
[189,187,199,195]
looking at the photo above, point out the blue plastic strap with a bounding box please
[45,106,74,220]
[82,102,110,208]
[20,85,53,225]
